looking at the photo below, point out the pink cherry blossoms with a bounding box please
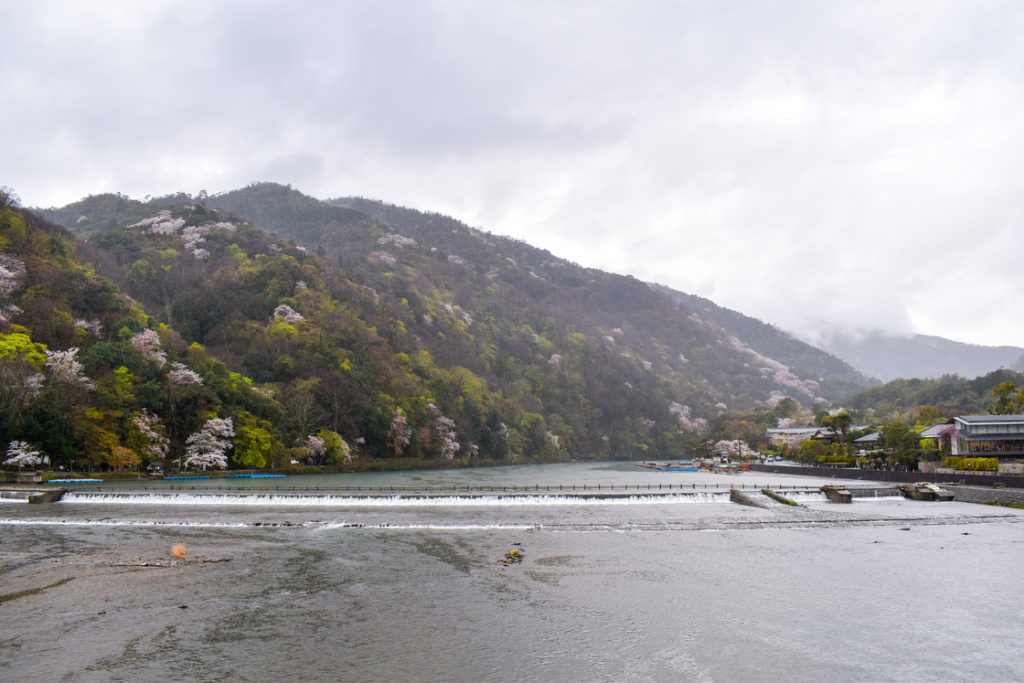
[130,210,185,234]
[377,233,417,248]
[184,417,234,470]
[73,319,103,337]
[338,437,353,464]
[129,211,236,259]
[303,434,326,462]
[387,408,412,456]
[168,362,203,386]
[714,439,757,458]
[133,411,169,460]
[428,403,459,460]
[273,304,304,323]
[0,254,27,295]
[3,440,42,469]
[0,304,22,322]
[45,348,95,390]
[131,329,167,364]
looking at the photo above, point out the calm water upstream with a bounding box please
[2,462,1022,681]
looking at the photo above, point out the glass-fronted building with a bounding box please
[952,415,1024,459]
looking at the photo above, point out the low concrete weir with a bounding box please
[849,487,904,498]
[729,491,770,507]
[900,483,955,501]
[821,485,913,502]
[761,489,800,506]
[0,486,66,503]
[0,483,952,507]
[822,486,853,503]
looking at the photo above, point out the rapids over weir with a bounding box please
[34,480,920,509]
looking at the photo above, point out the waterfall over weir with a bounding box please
[61,490,733,507]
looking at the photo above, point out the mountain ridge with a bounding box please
[813,330,1024,382]
[20,182,872,467]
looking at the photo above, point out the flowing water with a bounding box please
[2,462,1022,681]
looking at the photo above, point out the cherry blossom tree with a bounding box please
[168,362,203,386]
[387,408,412,456]
[165,362,205,469]
[73,319,103,337]
[131,329,167,364]
[0,304,22,322]
[45,348,95,390]
[302,431,353,464]
[428,403,459,460]
[0,254,26,295]
[338,437,353,463]
[184,417,234,471]
[133,411,169,460]
[4,440,42,469]
[273,304,304,323]
[786,433,812,452]
[302,434,326,463]
[715,439,757,459]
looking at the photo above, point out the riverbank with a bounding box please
[749,463,1024,508]
[944,485,1024,507]
[3,479,1023,682]
[750,462,1024,488]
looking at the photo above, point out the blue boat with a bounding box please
[163,475,211,480]
[659,460,699,472]
[226,473,286,479]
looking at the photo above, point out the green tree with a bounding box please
[232,411,280,469]
[820,412,853,449]
[75,407,120,469]
[797,438,827,463]
[915,405,945,427]
[990,381,1019,415]
[881,421,920,470]
[317,429,351,464]
[919,437,939,461]
[0,333,47,368]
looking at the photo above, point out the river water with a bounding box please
[2,462,1023,681]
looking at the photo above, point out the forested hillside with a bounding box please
[841,369,1024,421]
[0,191,282,470]
[20,183,873,470]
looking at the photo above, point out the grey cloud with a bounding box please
[5,0,1024,346]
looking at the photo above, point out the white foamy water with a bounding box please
[0,517,538,531]
[61,490,732,507]
[0,517,254,528]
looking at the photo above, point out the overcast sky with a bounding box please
[4,1,1023,348]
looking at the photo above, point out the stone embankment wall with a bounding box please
[944,485,1024,506]
[749,464,1024,489]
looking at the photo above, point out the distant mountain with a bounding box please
[26,182,874,466]
[816,332,1024,382]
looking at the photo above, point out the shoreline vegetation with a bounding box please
[2,455,554,482]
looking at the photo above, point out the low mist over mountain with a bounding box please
[20,183,872,467]
[814,331,1024,383]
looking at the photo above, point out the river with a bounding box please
[2,462,1022,681]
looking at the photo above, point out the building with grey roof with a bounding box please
[952,414,1024,460]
